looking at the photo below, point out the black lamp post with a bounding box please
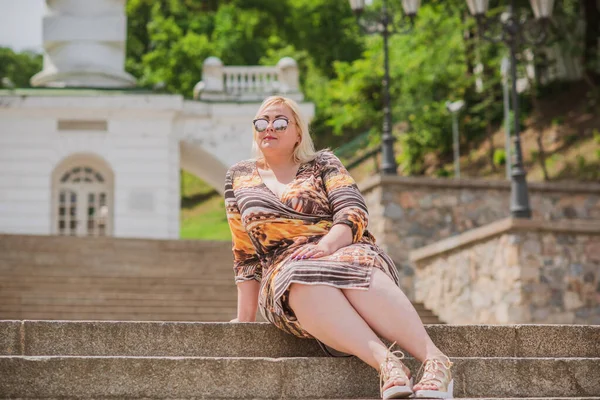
[349,0,421,175]
[466,0,555,219]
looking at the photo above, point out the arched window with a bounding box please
[52,154,114,236]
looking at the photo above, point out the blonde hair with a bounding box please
[251,96,317,164]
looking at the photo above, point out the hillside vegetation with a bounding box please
[182,84,599,241]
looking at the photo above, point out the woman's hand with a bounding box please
[290,224,353,261]
[290,241,336,260]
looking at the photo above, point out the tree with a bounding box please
[0,48,42,88]
[583,0,600,85]
[320,1,477,173]
[121,0,594,177]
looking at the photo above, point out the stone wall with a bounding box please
[409,218,600,325]
[361,176,600,298]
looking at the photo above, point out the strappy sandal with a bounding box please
[413,356,454,399]
[379,342,413,399]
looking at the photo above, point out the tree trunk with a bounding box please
[536,131,550,181]
[463,11,477,77]
[486,122,496,172]
[583,0,600,84]
[530,84,550,181]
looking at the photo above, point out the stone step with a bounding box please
[0,246,233,257]
[0,251,233,263]
[0,265,235,278]
[0,247,232,261]
[0,274,235,283]
[0,277,237,292]
[2,321,597,358]
[0,311,434,325]
[0,279,442,303]
[0,312,436,325]
[1,356,598,398]
[0,295,438,324]
[0,234,232,253]
[0,256,234,272]
[0,291,239,304]
[0,288,439,319]
[0,285,236,298]
[0,258,234,273]
[0,312,236,322]
[0,303,237,315]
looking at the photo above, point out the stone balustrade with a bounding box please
[409,218,600,325]
[195,57,303,101]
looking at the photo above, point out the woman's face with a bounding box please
[254,103,300,159]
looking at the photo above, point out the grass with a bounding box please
[180,170,231,241]
[180,195,231,240]
[181,170,214,198]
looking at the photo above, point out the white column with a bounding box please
[31,0,136,88]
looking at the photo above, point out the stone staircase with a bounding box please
[0,234,442,323]
[0,320,598,398]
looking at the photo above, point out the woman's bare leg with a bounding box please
[341,268,448,391]
[287,282,409,388]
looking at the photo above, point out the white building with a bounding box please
[0,0,314,239]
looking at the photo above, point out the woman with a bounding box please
[224,96,453,399]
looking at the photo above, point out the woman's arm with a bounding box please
[316,223,353,253]
[236,280,260,322]
[290,151,367,260]
[224,167,262,322]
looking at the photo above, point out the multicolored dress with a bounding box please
[224,150,400,338]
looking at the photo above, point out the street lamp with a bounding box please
[348,0,421,175]
[500,56,512,180]
[446,100,465,179]
[466,0,555,219]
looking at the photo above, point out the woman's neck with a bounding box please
[261,153,297,170]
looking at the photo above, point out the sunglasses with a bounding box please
[253,118,289,133]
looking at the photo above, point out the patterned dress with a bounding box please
[224,150,400,338]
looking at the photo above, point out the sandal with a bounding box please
[413,356,454,399]
[379,342,413,399]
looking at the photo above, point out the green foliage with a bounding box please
[321,1,479,173]
[576,154,587,171]
[493,149,507,167]
[593,128,600,163]
[564,134,579,146]
[121,0,591,176]
[546,153,561,169]
[551,116,565,127]
[125,0,361,98]
[434,167,451,178]
[0,47,42,88]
